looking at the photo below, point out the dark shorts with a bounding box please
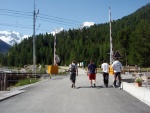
[89,73,96,80]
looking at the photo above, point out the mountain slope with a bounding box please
[0,30,29,46]
[0,39,11,53]
[1,3,150,67]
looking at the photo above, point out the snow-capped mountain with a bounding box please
[80,22,95,28]
[0,30,29,46]
[50,22,94,35]
[0,22,94,46]
[50,28,64,36]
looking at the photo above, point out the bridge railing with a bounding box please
[0,72,41,91]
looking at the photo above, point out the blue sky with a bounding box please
[0,0,150,36]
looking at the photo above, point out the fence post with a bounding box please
[0,73,1,91]
[0,73,4,91]
[4,73,7,91]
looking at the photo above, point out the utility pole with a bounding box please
[54,31,56,65]
[109,7,113,64]
[33,0,39,79]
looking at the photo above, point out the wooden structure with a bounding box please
[0,72,41,91]
[0,73,7,91]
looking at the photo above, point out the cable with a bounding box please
[0,8,82,28]
[0,23,32,30]
[39,13,81,24]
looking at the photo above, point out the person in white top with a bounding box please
[101,60,109,87]
[112,57,123,88]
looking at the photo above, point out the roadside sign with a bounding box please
[109,64,114,75]
[114,50,122,58]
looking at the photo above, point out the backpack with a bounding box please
[70,64,76,73]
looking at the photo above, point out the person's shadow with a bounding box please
[76,86,101,89]
[76,85,114,89]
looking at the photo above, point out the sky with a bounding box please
[0,0,150,36]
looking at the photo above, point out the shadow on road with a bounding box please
[75,85,114,89]
[122,78,132,83]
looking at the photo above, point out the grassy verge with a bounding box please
[59,71,68,75]
[15,78,40,87]
[141,68,150,72]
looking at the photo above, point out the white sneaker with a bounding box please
[113,85,117,88]
[119,87,121,90]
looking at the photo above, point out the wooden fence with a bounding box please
[0,73,41,91]
[0,73,7,91]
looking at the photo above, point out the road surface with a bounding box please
[0,68,150,113]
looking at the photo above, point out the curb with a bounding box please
[0,90,26,101]
[0,79,46,101]
[123,82,150,106]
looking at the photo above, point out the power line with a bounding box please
[0,23,32,29]
[0,23,54,34]
[39,13,81,24]
[0,8,82,31]
[0,9,32,19]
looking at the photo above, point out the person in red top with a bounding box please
[87,60,97,88]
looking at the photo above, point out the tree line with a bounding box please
[0,3,150,68]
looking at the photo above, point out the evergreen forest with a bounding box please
[0,3,150,68]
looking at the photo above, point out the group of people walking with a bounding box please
[69,58,123,89]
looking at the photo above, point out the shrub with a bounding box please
[134,77,142,83]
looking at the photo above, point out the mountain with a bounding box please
[49,22,94,35]
[0,39,11,53]
[50,28,64,36]
[0,21,93,53]
[0,22,94,46]
[80,22,95,28]
[1,3,150,67]
[0,30,29,46]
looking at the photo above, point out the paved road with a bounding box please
[0,70,150,113]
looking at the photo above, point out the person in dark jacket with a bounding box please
[87,60,97,88]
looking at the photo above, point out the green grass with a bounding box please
[15,78,40,87]
[58,71,68,75]
[141,68,150,72]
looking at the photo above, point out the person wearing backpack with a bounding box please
[69,61,78,88]
[87,60,97,88]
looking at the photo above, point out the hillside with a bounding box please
[0,39,11,53]
[1,3,150,67]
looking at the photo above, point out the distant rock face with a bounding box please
[0,30,29,46]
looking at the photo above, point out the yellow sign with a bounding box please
[47,65,58,74]
[109,65,114,75]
